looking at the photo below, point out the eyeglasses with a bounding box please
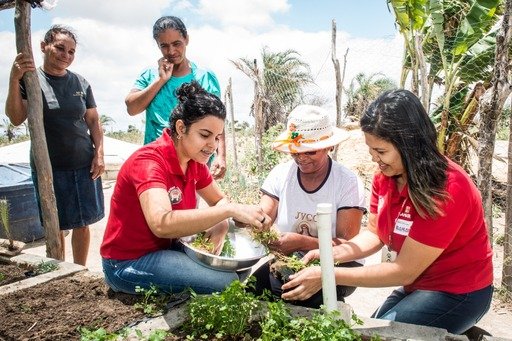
[291,150,318,157]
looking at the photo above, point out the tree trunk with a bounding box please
[331,19,341,162]
[253,60,264,167]
[504,90,512,292]
[478,0,512,241]
[226,77,238,168]
[14,0,62,260]
[414,33,429,112]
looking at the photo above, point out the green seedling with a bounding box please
[260,299,366,341]
[220,234,235,257]
[182,279,259,339]
[35,260,59,274]
[0,198,14,250]
[190,231,215,254]
[78,326,128,341]
[134,285,168,317]
[251,228,280,250]
[135,328,172,341]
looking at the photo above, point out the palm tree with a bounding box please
[231,47,313,129]
[344,72,396,120]
[100,115,116,132]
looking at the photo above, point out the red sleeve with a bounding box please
[195,163,213,190]
[132,154,168,196]
[370,173,385,214]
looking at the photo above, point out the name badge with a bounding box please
[394,219,412,236]
[381,246,397,263]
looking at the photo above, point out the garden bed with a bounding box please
[0,271,145,340]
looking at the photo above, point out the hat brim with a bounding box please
[272,126,349,154]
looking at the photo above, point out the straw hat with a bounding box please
[272,105,348,154]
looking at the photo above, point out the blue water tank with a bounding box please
[0,163,45,242]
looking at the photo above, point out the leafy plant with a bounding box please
[78,326,128,341]
[190,231,215,254]
[219,235,235,257]
[35,260,59,275]
[134,285,168,317]
[0,272,5,282]
[242,124,288,177]
[135,328,172,341]
[0,198,14,250]
[182,279,259,339]
[270,253,321,283]
[250,228,280,250]
[259,300,365,341]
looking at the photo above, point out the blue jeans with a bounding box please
[102,247,241,295]
[372,285,493,334]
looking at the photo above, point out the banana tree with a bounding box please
[389,0,502,169]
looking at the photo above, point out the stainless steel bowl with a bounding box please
[181,229,268,271]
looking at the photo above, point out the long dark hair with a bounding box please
[360,89,448,218]
[169,81,225,137]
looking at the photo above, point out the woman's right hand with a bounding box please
[11,53,35,81]
[231,204,272,231]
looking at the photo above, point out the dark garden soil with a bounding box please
[0,271,145,341]
[0,263,33,286]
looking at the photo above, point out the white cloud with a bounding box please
[196,0,290,29]
[48,0,170,27]
[0,1,403,132]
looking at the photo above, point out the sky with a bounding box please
[0,0,403,132]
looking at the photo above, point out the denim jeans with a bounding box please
[102,248,240,295]
[372,285,493,334]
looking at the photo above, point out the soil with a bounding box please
[0,131,510,340]
[0,271,145,341]
[0,263,34,286]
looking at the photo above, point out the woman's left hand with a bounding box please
[90,155,105,180]
[281,266,323,301]
[210,158,226,180]
[205,220,229,254]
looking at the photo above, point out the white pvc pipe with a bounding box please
[316,203,337,312]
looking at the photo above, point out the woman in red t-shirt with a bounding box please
[281,89,493,334]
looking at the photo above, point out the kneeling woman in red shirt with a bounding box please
[100,81,271,295]
[281,89,493,334]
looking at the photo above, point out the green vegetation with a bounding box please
[35,260,59,275]
[105,126,143,145]
[181,280,260,339]
[78,326,129,341]
[260,300,366,341]
[219,235,235,257]
[190,231,215,254]
[180,279,372,340]
[0,198,14,250]
[251,228,280,250]
[133,285,169,317]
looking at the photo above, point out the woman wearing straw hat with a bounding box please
[251,105,367,308]
[281,90,493,334]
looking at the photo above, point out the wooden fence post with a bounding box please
[14,0,62,260]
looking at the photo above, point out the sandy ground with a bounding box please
[20,130,512,338]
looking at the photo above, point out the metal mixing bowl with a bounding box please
[181,229,268,271]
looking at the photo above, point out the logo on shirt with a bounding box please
[73,91,85,97]
[168,186,182,205]
[399,206,412,219]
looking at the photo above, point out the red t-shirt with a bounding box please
[100,129,213,260]
[370,159,493,294]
